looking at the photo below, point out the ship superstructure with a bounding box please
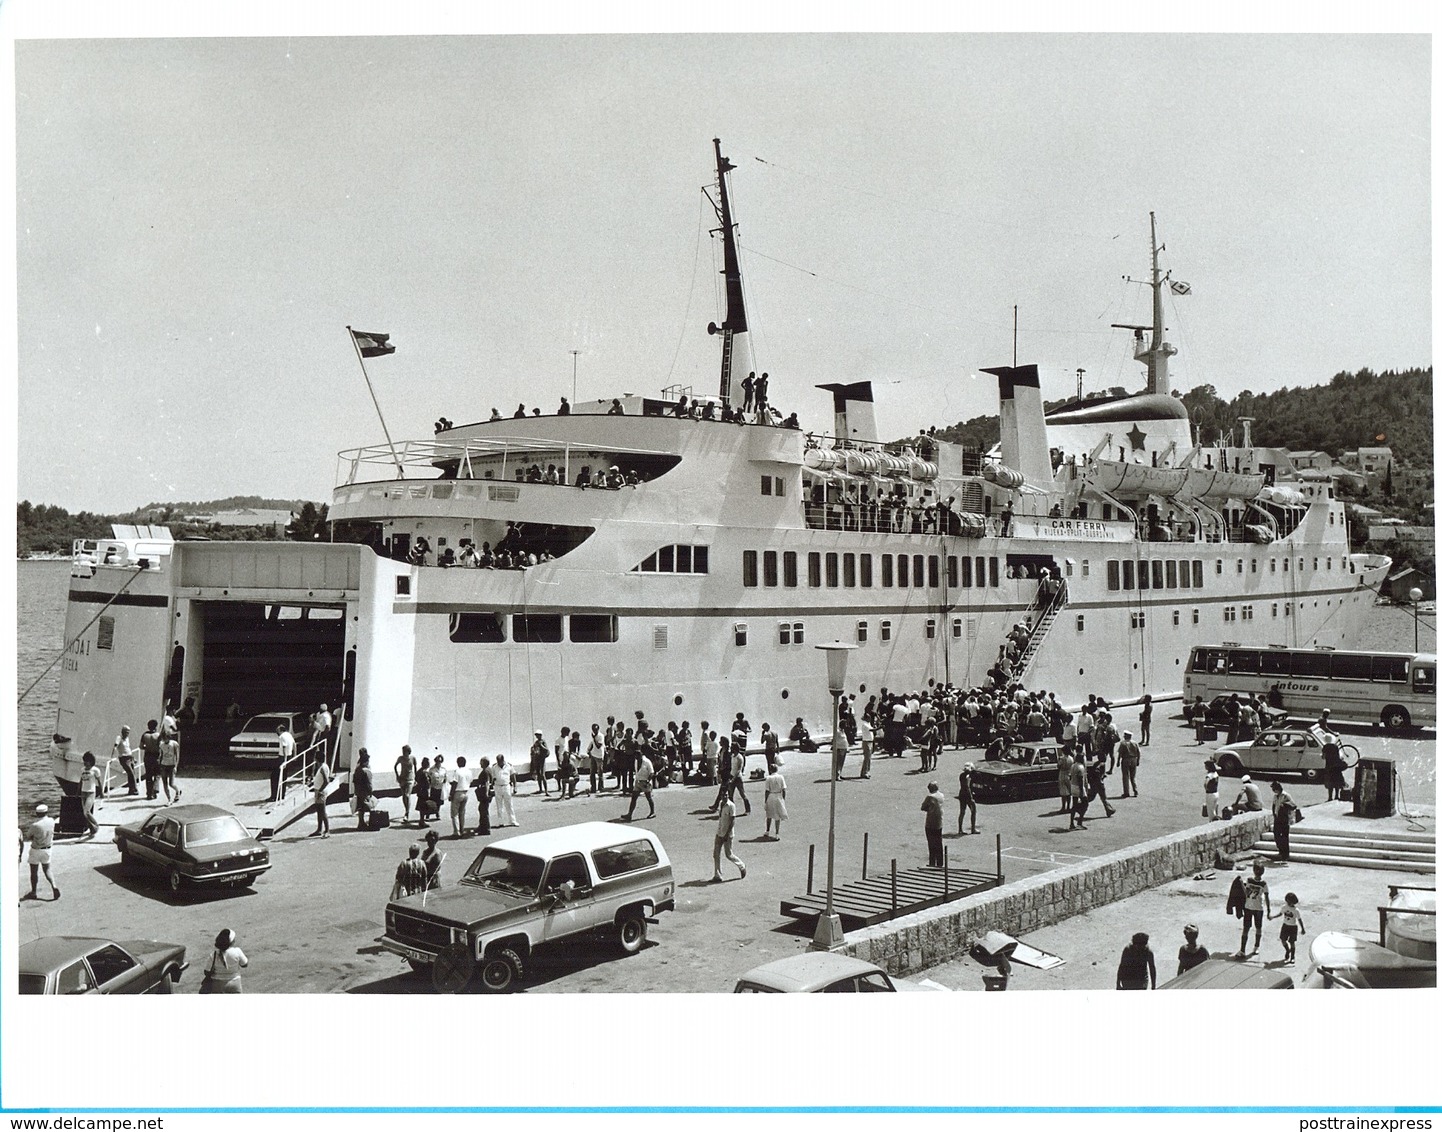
[52,145,1391,780]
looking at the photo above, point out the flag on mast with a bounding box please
[1169,281,1191,295]
[351,330,396,357]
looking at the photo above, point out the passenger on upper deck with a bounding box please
[575,465,592,490]
[514,404,527,418]
[558,397,570,415]
[490,408,502,420]
[608,398,625,415]
[674,395,689,418]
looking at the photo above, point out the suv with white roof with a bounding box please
[380,821,674,992]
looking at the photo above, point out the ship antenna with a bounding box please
[704,137,749,405]
[1112,211,1178,396]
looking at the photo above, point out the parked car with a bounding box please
[380,822,674,993]
[114,803,270,894]
[1212,724,1351,780]
[19,936,187,995]
[228,711,307,761]
[733,952,944,992]
[971,741,1064,802]
[1302,931,1437,989]
[1158,958,1294,990]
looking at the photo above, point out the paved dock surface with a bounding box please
[16,708,1434,993]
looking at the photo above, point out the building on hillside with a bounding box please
[206,508,298,529]
[1383,566,1435,604]
[1288,450,1332,471]
[1367,524,1436,555]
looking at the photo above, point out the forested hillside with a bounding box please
[17,499,326,555]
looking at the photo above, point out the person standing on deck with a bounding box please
[272,723,295,803]
[78,753,103,839]
[754,372,770,417]
[530,732,550,795]
[741,371,755,413]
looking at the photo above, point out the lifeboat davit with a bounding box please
[1085,459,1188,498]
[982,463,1025,489]
[1177,467,1267,502]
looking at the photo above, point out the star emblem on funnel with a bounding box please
[1127,424,1147,451]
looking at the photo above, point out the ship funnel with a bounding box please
[817,381,878,445]
[982,364,1053,487]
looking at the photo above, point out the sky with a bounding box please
[11,30,1432,513]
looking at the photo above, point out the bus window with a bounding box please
[1259,651,1291,676]
[1190,648,1224,674]
[1414,665,1435,693]
[1330,654,1372,681]
[1373,656,1408,683]
[1291,652,1331,679]
[1229,650,1261,675]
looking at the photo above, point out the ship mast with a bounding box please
[1111,211,1177,396]
[705,137,748,405]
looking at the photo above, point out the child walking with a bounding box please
[1278,892,1306,965]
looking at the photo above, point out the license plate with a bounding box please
[393,943,428,963]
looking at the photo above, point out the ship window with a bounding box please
[1173,609,1181,627]
[1081,559,1090,577]
[1223,607,1237,623]
[857,621,868,644]
[881,555,894,588]
[1131,612,1145,629]
[1107,561,1121,591]
[1216,559,1223,575]
[96,616,115,651]
[880,620,893,642]
[976,556,987,585]
[988,557,999,587]
[843,553,857,588]
[961,556,973,588]
[783,551,798,588]
[1327,557,1333,571]
[1237,559,1244,574]
[1165,561,1177,589]
[1242,605,1254,621]
[925,618,937,640]
[676,545,693,573]
[859,554,873,588]
[742,550,758,587]
[1138,562,1150,590]
[914,555,925,589]
[1192,560,1202,587]
[1122,561,1135,590]
[1075,614,1085,632]
[951,617,963,639]
[808,553,822,588]
[396,576,412,597]
[825,553,840,588]
[513,614,562,643]
[1283,558,1289,572]
[1192,609,1200,625]
[897,555,910,588]
[793,622,805,645]
[778,622,791,645]
[1272,602,1279,618]
[761,476,772,496]
[733,623,746,647]
[659,545,675,572]
[449,613,506,643]
[763,551,779,588]
[927,556,939,589]
[570,615,619,643]
[1154,561,1165,588]
[640,553,657,573]
[947,556,958,588]
[1313,557,1319,571]
[694,547,709,574]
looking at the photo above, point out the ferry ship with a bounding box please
[51,139,1390,783]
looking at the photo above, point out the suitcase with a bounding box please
[368,810,390,830]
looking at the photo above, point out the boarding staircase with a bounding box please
[1013,586,1068,683]
[1253,825,1436,874]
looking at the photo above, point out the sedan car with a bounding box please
[1212,724,1345,780]
[229,711,307,761]
[19,936,187,995]
[114,803,270,894]
[733,952,944,992]
[971,742,1064,802]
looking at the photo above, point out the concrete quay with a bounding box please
[15,706,1434,993]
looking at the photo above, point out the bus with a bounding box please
[1183,645,1436,731]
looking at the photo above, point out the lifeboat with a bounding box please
[804,448,840,471]
[1258,484,1307,508]
[982,463,1025,489]
[951,512,987,538]
[910,460,938,481]
[1084,459,1188,498]
[1177,466,1267,501]
[844,450,880,475]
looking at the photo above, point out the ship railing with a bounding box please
[277,736,331,802]
[335,435,673,489]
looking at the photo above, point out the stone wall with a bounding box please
[841,812,1270,975]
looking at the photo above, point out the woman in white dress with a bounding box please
[763,768,788,840]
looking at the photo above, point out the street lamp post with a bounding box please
[811,641,856,952]
[1410,586,1424,652]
